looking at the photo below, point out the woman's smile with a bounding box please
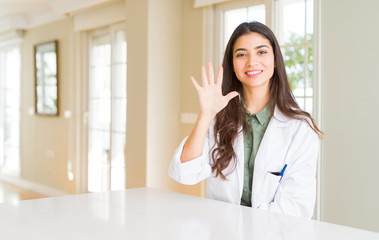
[245,70,263,78]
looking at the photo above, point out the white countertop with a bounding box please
[0,188,378,239]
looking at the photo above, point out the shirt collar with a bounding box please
[255,104,271,125]
[244,104,271,125]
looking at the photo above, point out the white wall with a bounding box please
[320,0,379,232]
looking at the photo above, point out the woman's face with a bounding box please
[232,32,275,92]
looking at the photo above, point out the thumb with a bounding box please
[224,91,239,102]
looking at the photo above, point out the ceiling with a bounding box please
[0,0,49,17]
[0,0,117,32]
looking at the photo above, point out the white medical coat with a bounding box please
[169,107,319,219]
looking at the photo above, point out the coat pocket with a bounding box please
[260,172,281,204]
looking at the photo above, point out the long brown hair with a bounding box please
[211,21,322,180]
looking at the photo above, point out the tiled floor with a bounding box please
[0,181,48,205]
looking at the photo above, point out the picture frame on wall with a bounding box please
[34,40,59,116]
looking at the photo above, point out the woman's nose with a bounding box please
[247,57,258,67]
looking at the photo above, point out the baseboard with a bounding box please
[0,174,68,197]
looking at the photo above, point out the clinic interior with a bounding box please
[0,0,378,234]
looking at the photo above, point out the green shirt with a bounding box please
[240,104,271,207]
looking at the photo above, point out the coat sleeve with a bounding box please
[259,122,319,219]
[168,130,213,185]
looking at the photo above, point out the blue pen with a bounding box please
[279,164,287,182]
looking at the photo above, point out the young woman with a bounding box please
[169,22,322,219]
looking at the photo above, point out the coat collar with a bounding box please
[271,106,292,127]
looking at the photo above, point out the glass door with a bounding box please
[87,25,127,192]
[0,46,21,176]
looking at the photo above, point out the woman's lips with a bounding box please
[245,70,263,77]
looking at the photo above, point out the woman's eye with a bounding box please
[236,53,246,57]
[258,51,267,55]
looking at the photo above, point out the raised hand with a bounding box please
[180,62,239,163]
[190,62,239,118]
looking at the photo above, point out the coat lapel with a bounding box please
[234,125,245,199]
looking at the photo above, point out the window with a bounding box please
[86,24,127,192]
[0,45,21,176]
[275,0,314,114]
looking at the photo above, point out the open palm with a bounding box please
[190,62,239,117]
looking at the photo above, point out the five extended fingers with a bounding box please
[189,61,239,115]
[190,61,238,99]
